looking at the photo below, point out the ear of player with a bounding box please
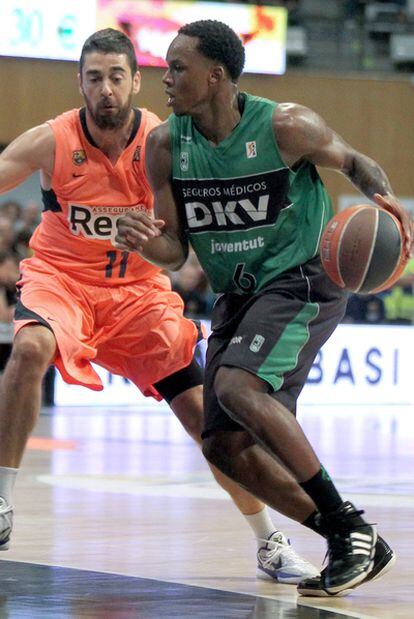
[320,204,408,294]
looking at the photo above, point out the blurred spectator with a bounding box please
[171,252,215,318]
[0,216,19,257]
[13,200,41,260]
[0,251,19,371]
[343,293,386,324]
[0,200,22,225]
[383,257,414,324]
[14,228,33,261]
[0,251,19,323]
[15,200,41,237]
[0,199,41,260]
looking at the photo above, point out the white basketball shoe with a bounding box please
[257,531,320,584]
[0,497,13,550]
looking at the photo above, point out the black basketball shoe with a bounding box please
[297,535,396,597]
[305,501,377,595]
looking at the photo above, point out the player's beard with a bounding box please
[85,92,133,130]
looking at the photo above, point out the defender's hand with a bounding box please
[115,212,165,252]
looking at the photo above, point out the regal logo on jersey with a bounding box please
[68,204,148,243]
[72,150,87,166]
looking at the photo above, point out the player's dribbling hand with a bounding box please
[115,212,165,252]
[374,193,413,257]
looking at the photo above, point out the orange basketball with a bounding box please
[320,205,407,294]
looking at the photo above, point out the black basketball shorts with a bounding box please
[202,256,348,437]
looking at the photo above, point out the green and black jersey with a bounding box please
[168,92,333,294]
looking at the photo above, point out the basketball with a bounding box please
[320,204,407,294]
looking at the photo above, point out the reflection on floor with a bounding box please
[0,560,354,619]
[0,403,412,618]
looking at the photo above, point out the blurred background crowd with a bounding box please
[0,199,41,370]
[0,198,40,321]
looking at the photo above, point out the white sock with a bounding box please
[244,507,278,548]
[0,466,18,505]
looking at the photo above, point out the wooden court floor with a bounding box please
[1,402,413,618]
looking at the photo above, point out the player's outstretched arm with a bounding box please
[274,103,412,255]
[115,123,189,270]
[0,124,55,193]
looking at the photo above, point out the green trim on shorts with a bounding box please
[257,302,320,391]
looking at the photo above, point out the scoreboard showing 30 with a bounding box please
[0,0,96,61]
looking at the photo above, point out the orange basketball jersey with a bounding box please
[29,107,162,285]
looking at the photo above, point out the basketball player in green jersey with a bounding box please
[116,20,412,596]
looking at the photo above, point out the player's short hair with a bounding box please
[178,20,245,82]
[79,28,138,76]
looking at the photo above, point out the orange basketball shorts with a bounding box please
[15,257,201,398]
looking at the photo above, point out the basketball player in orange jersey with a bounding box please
[0,28,323,584]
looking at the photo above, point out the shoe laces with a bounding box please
[325,508,375,563]
[259,532,312,569]
[325,532,353,563]
[336,505,365,523]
